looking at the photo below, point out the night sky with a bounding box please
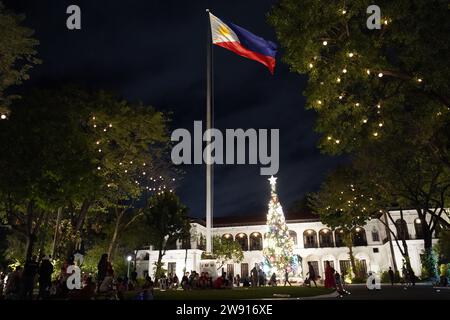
[5,0,344,218]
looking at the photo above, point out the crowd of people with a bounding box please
[0,253,155,300]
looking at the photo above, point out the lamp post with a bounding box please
[127,255,132,279]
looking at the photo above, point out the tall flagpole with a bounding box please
[205,9,214,254]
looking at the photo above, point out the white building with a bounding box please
[135,209,444,282]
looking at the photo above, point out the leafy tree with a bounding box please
[0,2,40,115]
[310,167,369,277]
[209,236,244,270]
[436,229,450,264]
[143,192,190,280]
[269,0,449,159]
[0,89,97,261]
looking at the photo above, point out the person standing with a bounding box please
[21,255,39,299]
[306,261,317,287]
[97,253,109,291]
[284,270,292,286]
[38,255,54,299]
[388,267,395,286]
[251,266,258,287]
[324,261,336,289]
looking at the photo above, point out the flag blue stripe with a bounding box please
[226,21,277,58]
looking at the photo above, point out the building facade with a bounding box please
[135,209,444,281]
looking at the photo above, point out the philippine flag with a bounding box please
[209,12,278,74]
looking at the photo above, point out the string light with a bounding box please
[417,78,423,83]
[373,132,379,137]
[362,119,368,124]
[0,114,6,120]
[348,52,354,58]
[317,100,322,105]
[355,103,360,107]
[335,139,340,144]
[322,41,328,46]
[378,73,383,78]
[338,95,343,100]
[378,123,383,127]
[309,63,313,69]
[342,68,347,74]
[97,167,101,170]
[366,69,371,75]
[336,77,341,83]
[377,104,381,109]
[327,136,332,140]
[341,9,347,14]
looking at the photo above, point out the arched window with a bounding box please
[319,229,334,247]
[222,233,233,242]
[235,233,248,251]
[352,227,367,246]
[395,219,409,240]
[249,232,263,250]
[371,228,380,242]
[414,218,423,239]
[335,229,345,247]
[303,230,317,248]
[289,230,297,245]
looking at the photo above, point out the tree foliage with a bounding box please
[0,2,40,115]
[212,236,244,269]
[143,192,190,279]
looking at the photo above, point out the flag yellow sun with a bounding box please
[218,24,231,36]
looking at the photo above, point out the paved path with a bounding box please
[316,284,450,300]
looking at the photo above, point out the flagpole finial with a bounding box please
[206,9,210,13]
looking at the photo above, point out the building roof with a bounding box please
[190,209,319,227]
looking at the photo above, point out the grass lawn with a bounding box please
[127,286,333,300]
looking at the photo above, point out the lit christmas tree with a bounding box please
[262,176,299,277]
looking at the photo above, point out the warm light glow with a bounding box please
[239,233,245,238]
[307,230,313,235]
[338,95,343,100]
[342,68,347,73]
[355,103,360,107]
[317,100,322,105]
[378,123,383,127]
[363,119,368,124]
[127,256,132,262]
[415,218,421,224]
[342,9,346,14]
[366,69,371,75]
[336,77,341,83]
[377,104,381,109]
[0,114,6,120]
[335,139,340,144]
[323,229,328,233]
[348,52,354,58]
[309,63,313,68]
[225,234,230,238]
[417,78,423,83]
[327,136,332,140]
[373,132,379,137]
[97,167,101,170]
[323,41,328,46]
[378,73,383,78]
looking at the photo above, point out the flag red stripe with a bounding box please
[215,41,276,74]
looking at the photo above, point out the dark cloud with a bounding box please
[4,0,342,217]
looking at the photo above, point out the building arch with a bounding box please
[235,233,248,251]
[249,232,263,250]
[335,228,346,247]
[289,230,297,245]
[414,218,423,239]
[319,228,334,247]
[352,227,367,246]
[303,230,318,248]
[395,219,409,240]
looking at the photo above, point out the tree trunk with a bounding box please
[25,233,37,261]
[155,249,164,281]
[107,211,122,260]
